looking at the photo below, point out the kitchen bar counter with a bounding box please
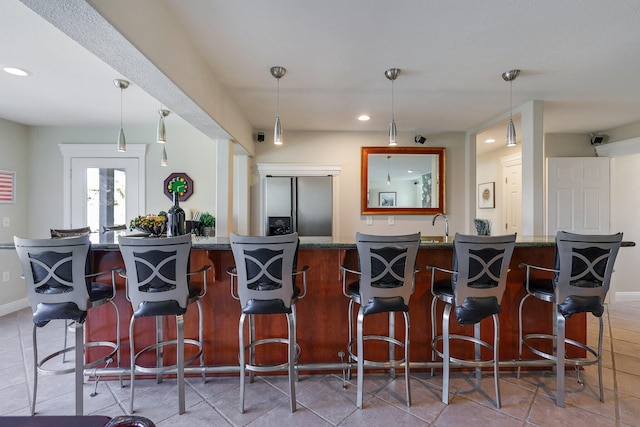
[3,234,632,376]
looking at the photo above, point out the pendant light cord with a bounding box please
[120,87,123,130]
[391,79,395,120]
[509,80,513,120]
[277,77,280,119]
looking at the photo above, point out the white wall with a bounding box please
[610,152,640,299]
[0,118,29,313]
[251,130,467,237]
[27,122,217,238]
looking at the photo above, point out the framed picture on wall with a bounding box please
[478,182,495,209]
[379,191,396,207]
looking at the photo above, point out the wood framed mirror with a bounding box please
[361,146,445,215]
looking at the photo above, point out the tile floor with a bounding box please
[1,302,640,426]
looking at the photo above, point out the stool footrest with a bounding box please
[242,337,301,373]
[522,333,599,367]
[132,338,203,375]
[38,340,119,376]
[347,335,407,369]
[431,334,497,368]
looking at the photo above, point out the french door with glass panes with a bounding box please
[70,157,139,231]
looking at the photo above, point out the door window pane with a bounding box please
[86,167,126,232]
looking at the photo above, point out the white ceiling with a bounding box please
[2,1,640,147]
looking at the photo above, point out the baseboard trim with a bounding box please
[613,292,640,303]
[0,298,29,317]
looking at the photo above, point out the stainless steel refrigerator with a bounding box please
[265,176,332,236]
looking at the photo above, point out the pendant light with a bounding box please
[157,109,170,143]
[158,109,170,166]
[161,145,168,167]
[113,79,129,152]
[385,68,400,146]
[386,155,392,185]
[270,66,287,145]
[502,69,520,147]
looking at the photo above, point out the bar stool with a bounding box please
[228,232,307,413]
[48,227,93,364]
[518,231,622,407]
[340,232,420,409]
[118,234,209,414]
[428,233,516,408]
[14,235,120,416]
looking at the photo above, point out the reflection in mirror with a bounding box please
[361,146,445,215]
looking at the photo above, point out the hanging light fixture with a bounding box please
[385,68,400,146]
[114,79,129,152]
[502,69,520,147]
[161,145,168,167]
[386,155,391,185]
[270,66,287,145]
[157,109,170,166]
[157,109,170,143]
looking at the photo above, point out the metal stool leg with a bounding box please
[389,312,396,379]
[474,322,482,387]
[239,313,247,414]
[347,299,355,380]
[129,316,136,413]
[556,308,566,407]
[177,314,185,415]
[249,314,256,383]
[287,312,297,412]
[442,303,452,404]
[517,293,530,378]
[403,311,411,407]
[197,300,206,383]
[74,321,84,415]
[31,325,38,416]
[430,295,438,377]
[493,314,501,408]
[356,307,365,409]
[597,315,604,402]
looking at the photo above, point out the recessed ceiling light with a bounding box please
[358,115,371,121]
[3,66,30,77]
[484,138,496,144]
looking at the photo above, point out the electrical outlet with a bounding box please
[2,271,9,282]
[387,216,395,226]
[365,216,373,226]
[2,217,9,227]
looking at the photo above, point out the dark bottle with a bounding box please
[167,191,185,237]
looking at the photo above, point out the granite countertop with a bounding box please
[0,233,590,250]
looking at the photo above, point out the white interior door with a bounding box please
[547,157,610,235]
[503,162,522,236]
[71,157,139,230]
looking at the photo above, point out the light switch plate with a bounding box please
[2,271,9,282]
[387,216,395,226]
[2,217,9,227]
[365,216,373,225]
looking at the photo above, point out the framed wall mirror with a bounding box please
[361,146,445,215]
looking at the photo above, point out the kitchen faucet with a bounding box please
[432,213,449,237]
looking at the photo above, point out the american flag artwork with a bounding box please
[0,171,15,203]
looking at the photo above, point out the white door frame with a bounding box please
[59,144,146,228]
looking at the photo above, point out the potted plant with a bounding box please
[199,212,215,237]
